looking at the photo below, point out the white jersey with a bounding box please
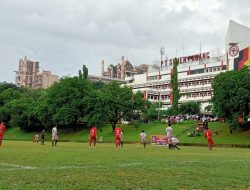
[52,127,57,136]
[170,137,179,144]
[52,127,58,140]
[166,127,173,137]
[140,132,147,142]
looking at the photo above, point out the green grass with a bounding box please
[4,120,250,145]
[0,141,249,190]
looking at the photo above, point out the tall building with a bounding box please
[125,20,250,111]
[15,56,59,88]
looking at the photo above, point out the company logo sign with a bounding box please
[229,43,239,57]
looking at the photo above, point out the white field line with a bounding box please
[0,160,249,171]
[0,162,37,169]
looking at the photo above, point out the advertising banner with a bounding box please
[151,135,167,145]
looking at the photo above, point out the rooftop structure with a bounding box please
[101,56,148,80]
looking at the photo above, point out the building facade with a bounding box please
[15,56,59,88]
[125,20,250,111]
[101,56,148,80]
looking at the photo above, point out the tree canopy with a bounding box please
[212,67,250,131]
[0,66,148,132]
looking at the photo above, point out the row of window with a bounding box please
[147,92,212,100]
[190,65,226,75]
[150,80,212,90]
[147,65,226,81]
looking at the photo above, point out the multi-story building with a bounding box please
[15,56,59,88]
[125,20,250,111]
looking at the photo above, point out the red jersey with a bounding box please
[205,129,214,146]
[0,123,6,138]
[204,129,212,140]
[89,127,97,137]
[114,127,122,138]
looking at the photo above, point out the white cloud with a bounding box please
[0,0,250,82]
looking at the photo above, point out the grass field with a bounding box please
[0,141,250,190]
[4,120,250,145]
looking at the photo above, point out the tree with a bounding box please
[141,102,159,121]
[79,65,88,80]
[212,67,250,133]
[179,102,201,115]
[0,85,23,124]
[172,58,180,114]
[41,76,93,128]
[1,88,44,131]
[99,82,147,131]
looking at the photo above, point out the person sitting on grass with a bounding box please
[98,136,103,143]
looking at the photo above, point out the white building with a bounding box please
[125,20,250,111]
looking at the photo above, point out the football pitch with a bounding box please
[0,141,249,190]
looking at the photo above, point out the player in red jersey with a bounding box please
[204,128,214,150]
[89,125,97,148]
[114,126,122,149]
[0,122,6,147]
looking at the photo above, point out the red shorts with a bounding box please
[207,138,214,146]
[115,136,121,142]
[90,136,96,142]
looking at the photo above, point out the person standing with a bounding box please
[89,125,97,148]
[139,130,147,148]
[33,132,39,143]
[204,128,214,150]
[0,122,6,147]
[41,129,45,145]
[166,125,173,149]
[120,132,124,148]
[52,125,58,146]
[167,117,171,127]
[114,126,122,149]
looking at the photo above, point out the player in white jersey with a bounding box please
[165,126,173,149]
[139,130,147,148]
[52,125,58,146]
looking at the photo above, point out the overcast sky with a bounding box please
[0,0,250,83]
